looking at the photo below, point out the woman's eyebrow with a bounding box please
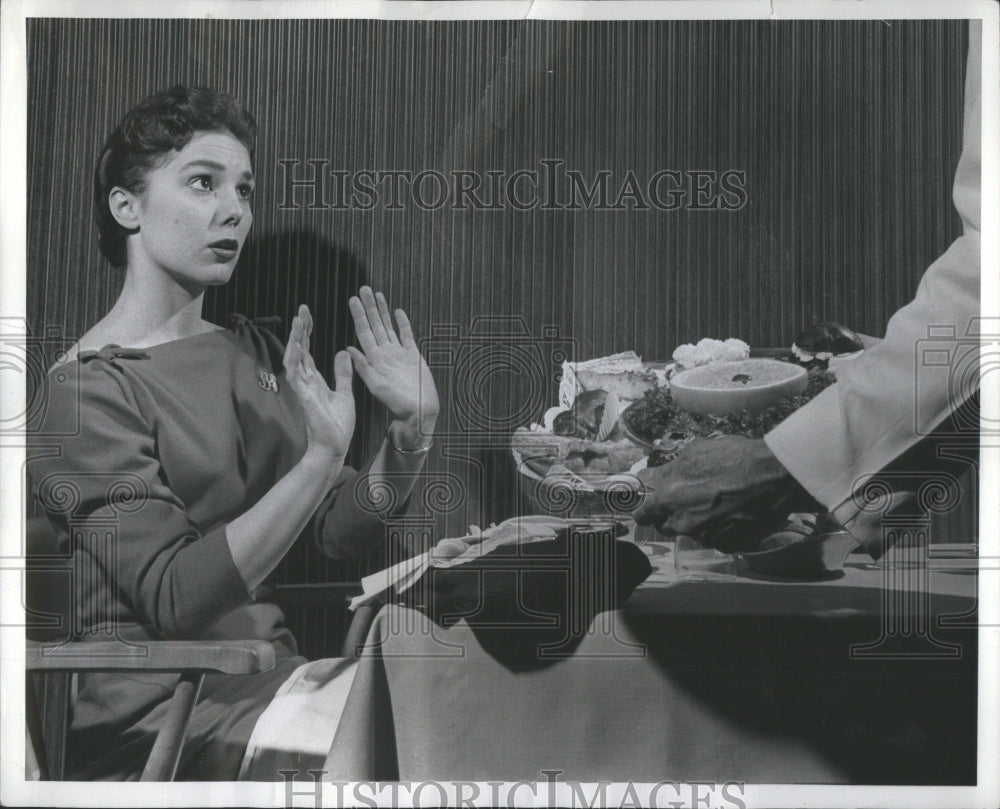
[180,158,255,181]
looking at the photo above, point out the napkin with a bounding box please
[398,520,653,671]
[349,515,623,610]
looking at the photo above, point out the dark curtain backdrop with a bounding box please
[26,18,970,655]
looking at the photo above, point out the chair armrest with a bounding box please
[269,582,362,608]
[26,640,277,675]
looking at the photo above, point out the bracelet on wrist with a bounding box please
[386,434,433,455]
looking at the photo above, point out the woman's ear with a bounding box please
[108,186,140,231]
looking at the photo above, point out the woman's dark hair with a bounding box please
[94,85,257,267]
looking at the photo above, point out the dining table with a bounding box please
[322,531,979,785]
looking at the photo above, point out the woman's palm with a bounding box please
[347,288,440,427]
[283,305,355,458]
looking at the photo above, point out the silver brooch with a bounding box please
[258,370,279,393]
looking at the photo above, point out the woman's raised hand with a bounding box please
[283,304,356,461]
[347,287,440,449]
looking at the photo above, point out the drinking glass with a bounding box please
[673,535,738,579]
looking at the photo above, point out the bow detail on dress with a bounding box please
[227,313,282,331]
[78,345,151,370]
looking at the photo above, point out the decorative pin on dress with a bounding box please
[258,370,279,393]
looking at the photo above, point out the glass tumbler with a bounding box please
[673,535,738,580]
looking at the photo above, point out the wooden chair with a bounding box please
[24,516,377,781]
[25,638,278,781]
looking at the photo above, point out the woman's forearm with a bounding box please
[318,417,433,559]
[226,448,345,591]
[368,435,429,496]
[369,415,433,507]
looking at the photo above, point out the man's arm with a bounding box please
[765,22,981,539]
[635,24,982,552]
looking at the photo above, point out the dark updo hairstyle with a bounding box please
[94,85,257,267]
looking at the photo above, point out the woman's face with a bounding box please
[126,130,254,287]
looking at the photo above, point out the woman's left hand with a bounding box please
[347,286,440,448]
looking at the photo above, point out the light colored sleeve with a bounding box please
[764,23,981,534]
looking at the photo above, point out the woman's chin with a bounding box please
[204,262,238,285]
[165,262,237,290]
[207,270,236,286]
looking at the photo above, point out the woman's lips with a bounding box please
[208,239,239,261]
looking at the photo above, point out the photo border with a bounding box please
[2,1,997,807]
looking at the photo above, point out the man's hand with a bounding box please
[632,435,818,552]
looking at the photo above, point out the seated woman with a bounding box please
[29,85,440,780]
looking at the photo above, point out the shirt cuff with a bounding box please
[763,385,927,551]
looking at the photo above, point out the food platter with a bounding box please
[511,444,647,518]
[617,356,837,450]
[512,349,794,516]
[511,331,860,524]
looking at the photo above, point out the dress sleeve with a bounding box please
[764,23,982,533]
[29,360,252,639]
[312,456,404,562]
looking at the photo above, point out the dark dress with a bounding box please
[29,316,387,780]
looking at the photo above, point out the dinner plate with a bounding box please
[736,530,859,579]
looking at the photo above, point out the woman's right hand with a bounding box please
[283,304,356,462]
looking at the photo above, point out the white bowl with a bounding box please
[669,358,808,416]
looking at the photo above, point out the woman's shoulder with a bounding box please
[47,313,284,383]
[54,313,281,364]
[55,323,113,367]
[57,316,219,364]
[34,313,286,439]
[53,317,155,368]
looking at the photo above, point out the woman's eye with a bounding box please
[190,175,213,191]
[238,184,255,200]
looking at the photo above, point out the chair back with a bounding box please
[25,516,74,643]
[24,515,74,780]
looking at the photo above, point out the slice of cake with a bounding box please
[574,368,659,401]
[561,350,659,407]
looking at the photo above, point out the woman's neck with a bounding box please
[85,268,215,350]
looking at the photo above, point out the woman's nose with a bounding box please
[218,186,247,225]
